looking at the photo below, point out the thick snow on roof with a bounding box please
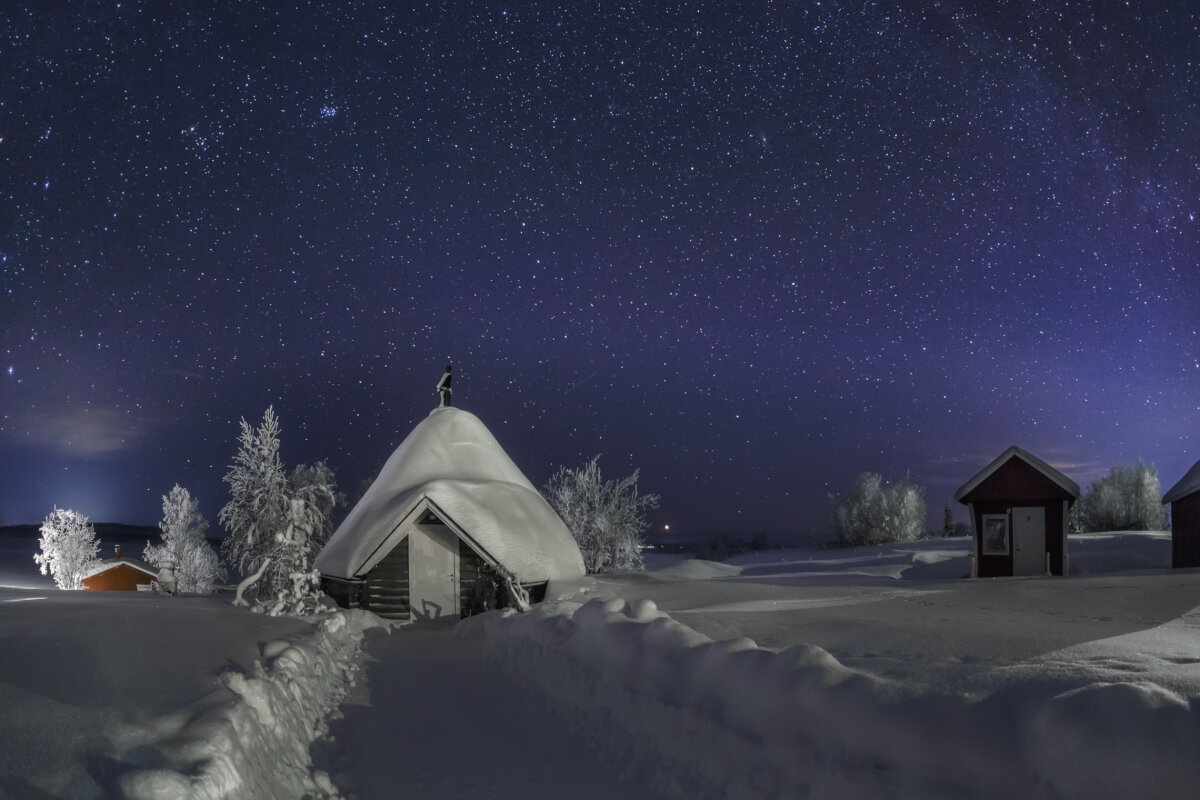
[1163,458,1200,504]
[316,407,584,583]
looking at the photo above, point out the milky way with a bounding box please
[3,2,1198,539]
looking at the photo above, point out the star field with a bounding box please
[3,2,1199,538]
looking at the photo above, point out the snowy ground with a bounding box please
[0,529,1197,798]
[0,586,314,797]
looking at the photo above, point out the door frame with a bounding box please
[1011,506,1046,576]
[408,523,460,620]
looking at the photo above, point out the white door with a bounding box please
[408,524,459,620]
[1012,507,1046,576]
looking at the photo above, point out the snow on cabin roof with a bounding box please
[1163,459,1200,504]
[316,407,585,583]
[82,557,158,580]
[953,445,1081,502]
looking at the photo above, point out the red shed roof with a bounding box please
[953,445,1080,503]
[1163,459,1200,505]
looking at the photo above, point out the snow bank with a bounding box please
[1068,531,1172,574]
[720,540,973,582]
[650,558,743,580]
[462,598,1200,800]
[118,610,384,800]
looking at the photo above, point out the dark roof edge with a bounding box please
[1163,458,1200,504]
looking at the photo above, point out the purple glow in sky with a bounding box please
[2,2,1198,539]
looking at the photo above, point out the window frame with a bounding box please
[981,513,1010,555]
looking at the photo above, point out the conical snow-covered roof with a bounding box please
[316,407,585,583]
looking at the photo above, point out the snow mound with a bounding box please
[650,559,743,580]
[462,597,1200,799]
[1069,531,1171,574]
[1031,682,1197,798]
[724,541,972,582]
[118,610,385,800]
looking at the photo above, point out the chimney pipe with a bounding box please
[115,544,121,560]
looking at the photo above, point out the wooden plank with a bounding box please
[366,536,410,619]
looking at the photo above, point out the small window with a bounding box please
[981,514,1009,555]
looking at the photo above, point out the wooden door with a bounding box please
[1012,507,1046,576]
[408,523,460,620]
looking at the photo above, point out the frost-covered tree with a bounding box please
[34,507,101,590]
[219,407,341,612]
[290,460,344,551]
[543,456,660,574]
[1079,460,1168,532]
[1068,500,1084,536]
[831,472,926,547]
[144,485,225,594]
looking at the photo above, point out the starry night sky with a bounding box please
[3,2,1199,540]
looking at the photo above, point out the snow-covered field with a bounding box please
[0,529,1197,798]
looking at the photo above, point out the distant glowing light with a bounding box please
[5,366,11,376]
[664,524,670,531]
[320,105,339,119]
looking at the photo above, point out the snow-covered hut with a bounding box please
[81,545,158,591]
[1163,459,1200,568]
[315,406,585,620]
[954,446,1080,577]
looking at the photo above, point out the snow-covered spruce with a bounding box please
[461,597,1200,800]
[119,610,384,800]
[219,406,341,612]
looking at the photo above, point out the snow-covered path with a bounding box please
[315,625,666,800]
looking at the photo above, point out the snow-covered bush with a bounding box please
[33,507,101,590]
[144,484,226,594]
[544,455,660,573]
[219,407,341,611]
[1080,460,1167,532]
[830,472,925,546]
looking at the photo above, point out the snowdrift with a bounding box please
[118,610,384,800]
[461,598,1200,800]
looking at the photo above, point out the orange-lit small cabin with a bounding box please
[81,545,158,591]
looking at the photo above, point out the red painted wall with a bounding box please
[960,456,1075,577]
[82,563,156,591]
[1172,492,1200,568]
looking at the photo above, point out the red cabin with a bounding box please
[81,545,158,591]
[1163,460,1200,568]
[954,446,1080,577]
